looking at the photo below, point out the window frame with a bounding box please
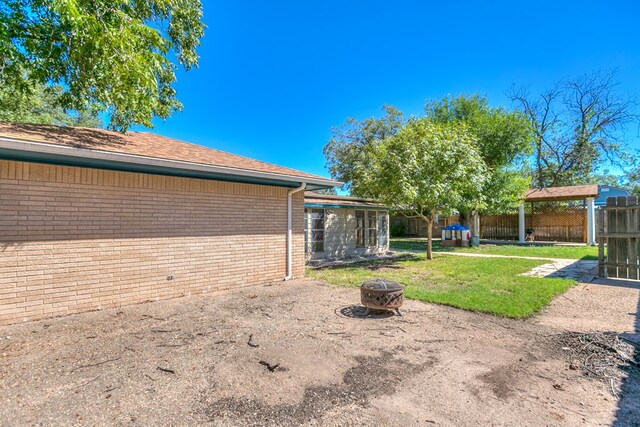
[355,210,365,248]
[378,211,389,247]
[304,208,309,253]
[309,208,325,253]
[367,210,378,247]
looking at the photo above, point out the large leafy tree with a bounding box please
[587,158,640,196]
[0,81,102,127]
[625,157,640,195]
[0,0,205,131]
[324,105,404,195]
[425,95,532,169]
[325,99,530,251]
[629,171,640,196]
[509,70,637,187]
[424,95,533,217]
[353,119,487,260]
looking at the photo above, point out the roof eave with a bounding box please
[0,136,343,190]
[304,202,389,210]
[524,196,597,203]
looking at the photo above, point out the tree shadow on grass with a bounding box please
[390,239,455,253]
[311,254,421,271]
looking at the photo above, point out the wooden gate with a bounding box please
[598,196,640,280]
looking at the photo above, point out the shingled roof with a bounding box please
[0,123,340,189]
[524,184,599,202]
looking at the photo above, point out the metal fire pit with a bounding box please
[360,278,404,316]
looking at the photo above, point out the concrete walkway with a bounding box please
[480,239,589,247]
[521,259,598,282]
[435,250,583,261]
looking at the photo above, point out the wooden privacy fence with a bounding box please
[598,196,640,280]
[393,209,589,243]
[479,215,519,240]
[480,206,587,243]
[391,215,457,237]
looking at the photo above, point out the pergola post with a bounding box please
[471,211,480,246]
[586,197,596,245]
[518,203,525,243]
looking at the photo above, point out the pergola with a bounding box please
[519,184,599,245]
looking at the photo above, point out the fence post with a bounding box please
[627,196,638,280]
[598,206,605,277]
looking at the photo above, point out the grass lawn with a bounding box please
[390,238,598,260]
[307,254,574,319]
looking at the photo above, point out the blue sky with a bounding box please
[138,0,640,179]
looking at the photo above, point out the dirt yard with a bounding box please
[0,279,638,426]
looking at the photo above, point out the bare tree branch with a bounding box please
[509,69,638,187]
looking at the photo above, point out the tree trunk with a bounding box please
[458,210,471,228]
[426,218,433,260]
[536,139,544,188]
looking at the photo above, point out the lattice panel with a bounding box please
[479,206,587,243]
[528,206,585,242]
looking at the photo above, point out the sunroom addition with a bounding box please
[303,192,390,260]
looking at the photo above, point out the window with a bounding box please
[367,211,377,247]
[310,209,325,252]
[379,212,388,247]
[355,210,365,248]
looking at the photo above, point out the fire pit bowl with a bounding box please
[360,278,404,316]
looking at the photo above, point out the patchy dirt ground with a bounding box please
[0,279,638,426]
[534,277,640,335]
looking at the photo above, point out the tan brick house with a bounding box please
[304,192,389,260]
[0,123,340,325]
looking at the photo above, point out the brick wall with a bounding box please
[0,160,305,325]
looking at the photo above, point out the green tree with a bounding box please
[324,105,404,196]
[0,82,102,127]
[425,95,532,169]
[627,163,640,196]
[325,99,530,250]
[587,162,640,196]
[1,0,205,131]
[588,171,622,188]
[361,119,487,260]
[424,95,533,217]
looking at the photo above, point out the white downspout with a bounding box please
[284,182,306,281]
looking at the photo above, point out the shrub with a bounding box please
[390,223,406,237]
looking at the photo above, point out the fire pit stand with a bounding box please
[360,278,404,316]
